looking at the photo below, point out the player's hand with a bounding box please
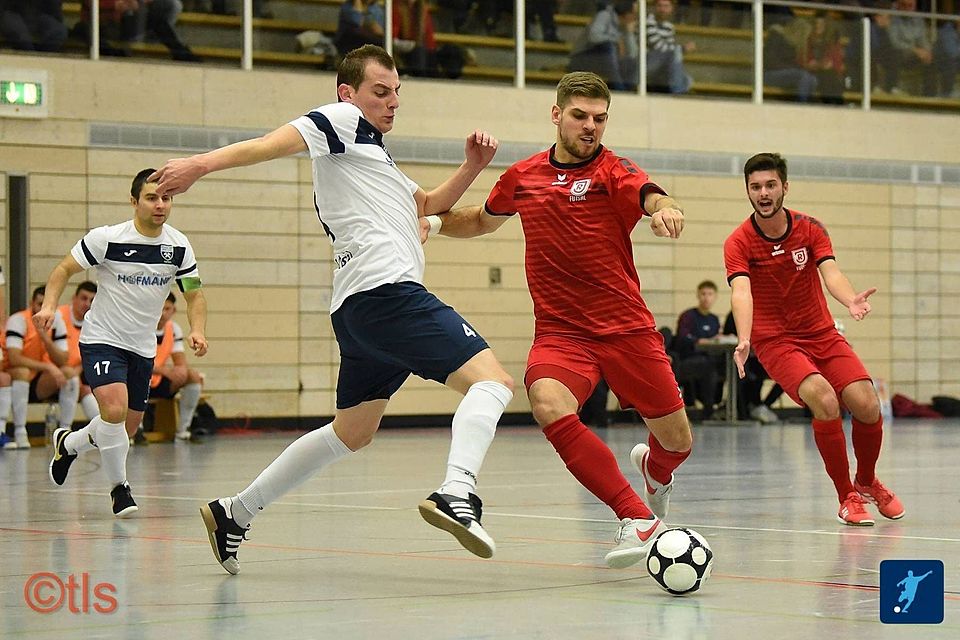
[32,308,56,332]
[650,208,684,238]
[418,216,430,244]
[188,333,208,357]
[464,130,499,169]
[848,287,877,321]
[149,158,204,196]
[47,364,67,386]
[733,339,750,379]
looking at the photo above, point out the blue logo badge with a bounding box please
[879,560,944,624]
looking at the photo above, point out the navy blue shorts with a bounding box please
[331,282,490,409]
[80,343,154,412]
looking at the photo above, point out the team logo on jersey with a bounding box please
[792,247,809,270]
[552,173,568,186]
[160,244,174,263]
[569,179,591,202]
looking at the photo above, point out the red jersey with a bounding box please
[485,145,664,336]
[723,209,836,345]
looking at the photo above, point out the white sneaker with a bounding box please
[750,404,779,425]
[604,516,668,568]
[14,429,31,449]
[630,443,673,519]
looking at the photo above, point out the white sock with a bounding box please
[94,417,129,487]
[439,381,512,498]
[11,380,28,429]
[233,423,352,528]
[64,422,98,455]
[177,383,202,435]
[80,394,100,421]
[58,377,80,429]
[0,386,10,434]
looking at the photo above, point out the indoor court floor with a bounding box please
[1,418,957,639]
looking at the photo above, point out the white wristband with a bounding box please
[426,215,443,237]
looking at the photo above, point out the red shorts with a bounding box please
[524,328,684,420]
[755,329,871,406]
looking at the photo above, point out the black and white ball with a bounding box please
[646,527,713,595]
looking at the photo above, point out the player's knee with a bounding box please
[530,400,567,428]
[812,391,841,418]
[99,405,127,424]
[10,367,30,382]
[188,368,203,384]
[665,428,693,453]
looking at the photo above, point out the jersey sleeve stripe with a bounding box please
[80,239,99,266]
[306,112,346,154]
[5,330,24,339]
[816,255,835,265]
[483,201,517,217]
[176,263,198,277]
[727,272,749,285]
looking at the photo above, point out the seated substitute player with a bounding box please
[419,71,692,568]
[38,168,208,517]
[4,286,80,449]
[146,292,205,442]
[724,152,903,526]
[57,281,101,423]
[150,44,514,574]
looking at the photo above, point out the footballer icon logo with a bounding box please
[160,244,174,263]
[791,247,808,270]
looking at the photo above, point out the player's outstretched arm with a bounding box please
[729,276,754,379]
[183,288,209,357]
[151,125,308,196]
[34,254,85,332]
[819,259,876,321]
[420,130,499,216]
[420,205,511,242]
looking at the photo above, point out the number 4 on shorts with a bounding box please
[462,323,477,337]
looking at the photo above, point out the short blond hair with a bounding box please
[556,72,611,109]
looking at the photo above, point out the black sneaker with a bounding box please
[49,428,77,486]
[111,483,139,518]
[418,492,495,558]
[200,499,249,575]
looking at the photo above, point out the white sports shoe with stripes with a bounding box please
[418,492,495,558]
[200,499,250,575]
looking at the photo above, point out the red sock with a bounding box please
[852,415,883,486]
[543,414,652,520]
[811,417,855,501]
[645,434,691,487]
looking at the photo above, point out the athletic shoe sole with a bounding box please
[836,515,874,526]
[200,503,240,575]
[114,504,139,518]
[418,498,494,559]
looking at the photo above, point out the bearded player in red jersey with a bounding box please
[724,152,904,526]
[420,72,691,568]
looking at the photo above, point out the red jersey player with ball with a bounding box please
[424,72,692,568]
[724,152,904,526]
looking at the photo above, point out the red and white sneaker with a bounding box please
[838,492,875,526]
[854,477,905,520]
[604,516,668,568]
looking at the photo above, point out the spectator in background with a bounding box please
[883,0,936,95]
[76,1,201,62]
[336,0,384,53]
[393,0,466,78]
[673,280,724,421]
[209,0,271,19]
[802,11,846,104]
[528,0,561,43]
[646,0,693,94]
[723,311,782,424]
[0,0,67,52]
[934,14,960,98]
[568,1,638,91]
[764,21,818,102]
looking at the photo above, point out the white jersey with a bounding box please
[289,102,424,313]
[71,220,200,358]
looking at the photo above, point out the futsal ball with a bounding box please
[646,527,714,595]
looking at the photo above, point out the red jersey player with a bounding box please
[421,72,692,568]
[724,152,904,526]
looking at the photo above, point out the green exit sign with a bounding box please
[1,80,43,106]
[0,69,49,118]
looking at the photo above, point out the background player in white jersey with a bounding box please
[36,168,209,517]
[4,286,79,449]
[151,44,514,574]
[59,281,101,423]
